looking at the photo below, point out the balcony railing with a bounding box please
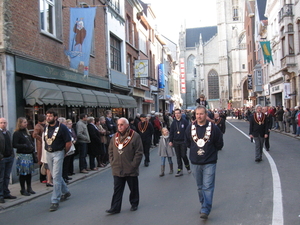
[278,4,293,23]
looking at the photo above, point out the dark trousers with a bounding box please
[264,133,270,150]
[77,142,88,171]
[62,155,71,179]
[142,142,151,163]
[110,176,139,212]
[89,154,97,169]
[0,156,14,197]
[68,154,75,174]
[173,141,190,170]
[254,136,264,160]
[154,129,161,145]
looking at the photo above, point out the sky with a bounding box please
[145,0,217,43]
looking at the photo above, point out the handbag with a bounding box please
[66,143,76,156]
[32,151,38,163]
[40,163,46,175]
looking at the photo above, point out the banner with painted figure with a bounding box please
[260,41,274,65]
[65,7,96,76]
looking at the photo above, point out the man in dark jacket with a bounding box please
[249,105,269,162]
[275,106,284,132]
[136,114,154,167]
[169,108,191,177]
[0,118,16,203]
[185,106,223,220]
[262,106,272,151]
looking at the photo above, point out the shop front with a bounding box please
[15,57,137,130]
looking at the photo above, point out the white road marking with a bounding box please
[227,121,284,225]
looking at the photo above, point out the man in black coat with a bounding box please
[136,114,154,167]
[0,118,16,203]
[262,106,272,151]
[249,105,269,162]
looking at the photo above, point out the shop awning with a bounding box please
[23,80,136,108]
[143,97,154,104]
[105,93,120,108]
[23,80,64,105]
[57,85,84,107]
[92,90,110,107]
[116,94,137,108]
[77,88,98,107]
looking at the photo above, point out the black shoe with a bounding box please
[106,209,120,214]
[20,190,30,196]
[27,188,36,194]
[0,198,5,203]
[61,192,71,201]
[144,162,149,167]
[200,213,208,219]
[66,177,72,180]
[46,183,53,187]
[130,206,138,211]
[266,148,270,151]
[49,203,59,212]
[4,194,17,199]
[64,179,69,184]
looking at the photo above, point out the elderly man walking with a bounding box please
[106,118,143,214]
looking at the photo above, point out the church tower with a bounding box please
[217,0,248,108]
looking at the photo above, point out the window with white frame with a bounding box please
[39,0,62,39]
[110,35,122,72]
[140,78,148,86]
[139,32,147,54]
[108,0,120,13]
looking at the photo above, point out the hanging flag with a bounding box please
[158,64,165,89]
[260,41,274,65]
[65,7,96,76]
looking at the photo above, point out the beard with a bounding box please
[48,119,56,125]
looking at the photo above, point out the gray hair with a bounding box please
[195,105,207,114]
[87,117,95,124]
[255,104,262,110]
[58,117,66,124]
[118,117,129,124]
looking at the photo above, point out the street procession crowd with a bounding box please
[2,93,296,220]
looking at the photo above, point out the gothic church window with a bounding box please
[187,55,195,74]
[208,70,220,99]
[232,0,239,21]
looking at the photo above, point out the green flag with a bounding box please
[260,41,273,65]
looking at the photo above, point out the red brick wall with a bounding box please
[5,0,106,78]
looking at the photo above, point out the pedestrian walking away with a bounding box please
[0,118,16,203]
[157,127,175,177]
[44,109,72,212]
[169,108,191,177]
[249,104,269,162]
[185,105,224,220]
[106,117,143,214]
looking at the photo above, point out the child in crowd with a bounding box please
[158,127,175,177]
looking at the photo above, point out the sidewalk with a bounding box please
[0,157,111,211]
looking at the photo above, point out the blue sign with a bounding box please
[158,64,165,89]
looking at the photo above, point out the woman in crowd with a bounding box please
[87,117,103,170]
[66,119,77,176]
[95,117,107,167]
[13,117,36,196]
[100,116,109,165]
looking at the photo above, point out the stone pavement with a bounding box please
[0,157,111,211]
